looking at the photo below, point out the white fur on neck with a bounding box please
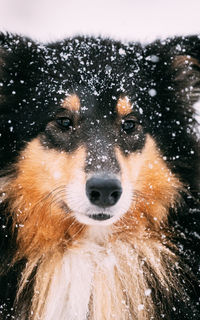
[42,242,116,320]
[43,248,93,320]
[31,232,178,320]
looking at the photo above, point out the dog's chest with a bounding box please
[43,243,120,320]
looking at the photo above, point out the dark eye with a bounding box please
[122,119,137,133]
[56,118,72,129]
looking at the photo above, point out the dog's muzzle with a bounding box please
[86,175,122,220]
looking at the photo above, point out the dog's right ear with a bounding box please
[0,32,40,84]
[0,33,39,101]
[0,33,49,168]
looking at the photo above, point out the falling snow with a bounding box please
[0,33,200,319]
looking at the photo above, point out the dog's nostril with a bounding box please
[86,176,122,207]
[90,190,101,202]
[109,191,120,205]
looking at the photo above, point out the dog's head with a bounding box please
[0,34,200,254]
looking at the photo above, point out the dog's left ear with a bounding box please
[145,35,200,106]
[171,36,200,105]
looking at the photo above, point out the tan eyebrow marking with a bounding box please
[116,96,133,116]
[62,94,80,112]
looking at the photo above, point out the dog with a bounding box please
[0,33,200,320]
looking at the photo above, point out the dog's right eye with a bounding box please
[121,118,138,133]
[56,118,72,129]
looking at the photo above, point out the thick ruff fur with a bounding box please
[0,33,200,319]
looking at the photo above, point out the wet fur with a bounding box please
[0,33,200,319]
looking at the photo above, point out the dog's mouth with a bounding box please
[88,213,112,221]
[61,201,113,222]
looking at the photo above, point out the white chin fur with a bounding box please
[65,178,133,226]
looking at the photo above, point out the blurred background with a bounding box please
[0,0,200,43]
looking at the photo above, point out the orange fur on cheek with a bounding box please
[9,139,87,259]
[115,136,182,235]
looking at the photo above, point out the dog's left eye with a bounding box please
[121,119,137,133]
[56,118,72,129]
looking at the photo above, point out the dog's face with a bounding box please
[0,35,199,253]
[1,35,200,320]
[19,92,176,229]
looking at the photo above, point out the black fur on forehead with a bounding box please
[46,36,144,94]
[0,33,200,185]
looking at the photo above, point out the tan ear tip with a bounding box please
[173,55,200,68]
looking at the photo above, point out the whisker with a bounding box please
[69,224,86,240]
[32,185,67,211]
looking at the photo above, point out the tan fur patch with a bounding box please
[62,94,80,112]
[116,96,133,116]
[7,138,87,261]
[173,55,200,69]
[114,135,182,237]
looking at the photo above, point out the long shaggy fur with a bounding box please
[0,33,200,320]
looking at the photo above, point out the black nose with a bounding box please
[86,176,122,207]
